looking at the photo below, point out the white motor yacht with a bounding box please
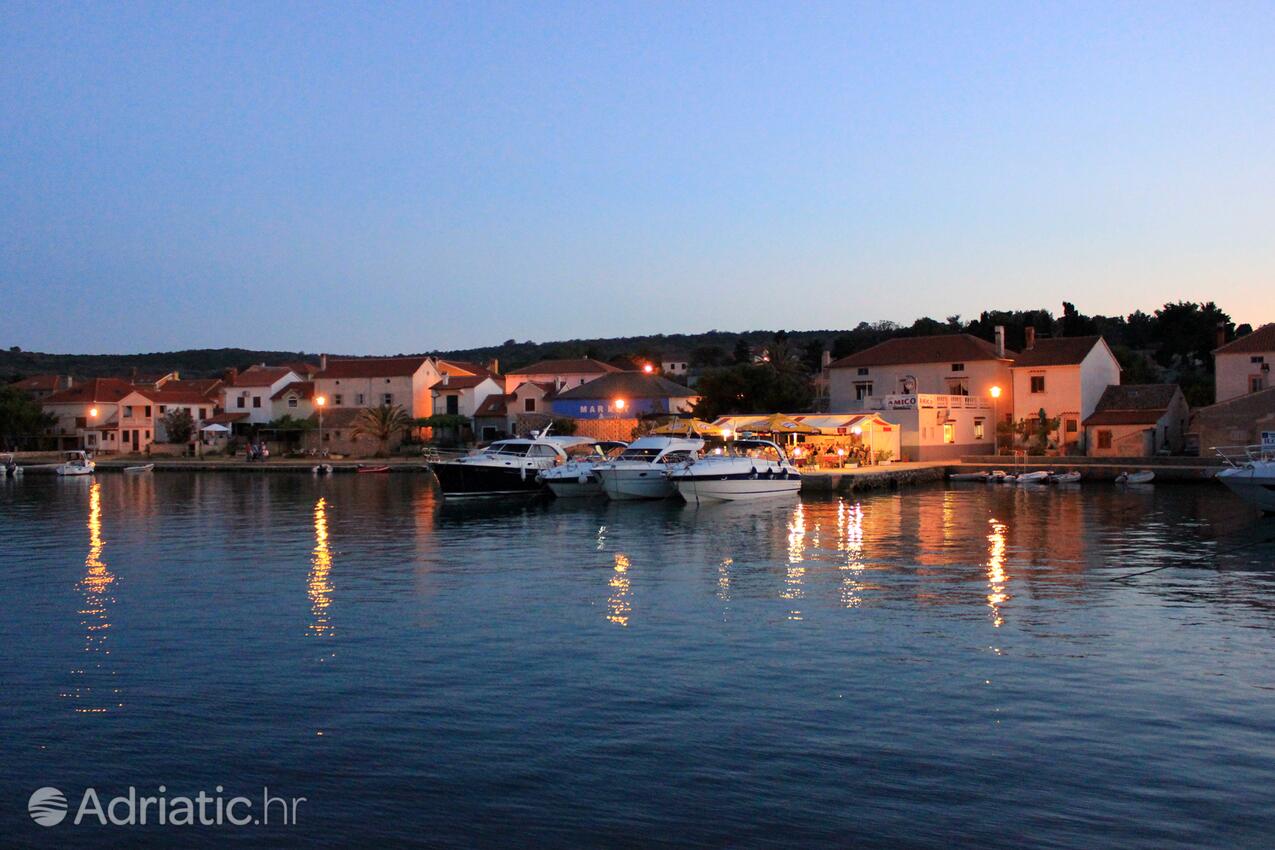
[428,431,597,498]
[1215,445,1275,513]
[670,439,801,503]
[55,451,95,476]
[538,441,628,498]
[593,436,704,500]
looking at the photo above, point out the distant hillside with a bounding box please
[0,347,320,382]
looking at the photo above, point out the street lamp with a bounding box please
[642,363,654,374]
[614,398,626,412]
[315,395,326,454]
[989,386,1002,454]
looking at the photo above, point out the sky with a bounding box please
[2,1,1274,355]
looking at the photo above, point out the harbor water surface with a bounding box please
[2,474,1274,848]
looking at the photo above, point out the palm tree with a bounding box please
[352,404,411,456]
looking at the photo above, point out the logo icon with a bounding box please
[29,787,68,827]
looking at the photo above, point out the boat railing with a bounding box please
[1213,444,1275,467]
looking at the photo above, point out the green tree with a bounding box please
[732,337,753,365]
[353,404,411,456]
[692,363,814,420]
[0,385,55,450]
[162,408,195,443]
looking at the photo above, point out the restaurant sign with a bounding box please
[1262,431,1275,450]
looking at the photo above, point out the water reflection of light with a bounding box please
[783,503,806,620]
[987,518,1008,628]
[596,524,607,551]
[837,499,866,608]
[65,480,118,713]
[608,553,631,627]
[718,557,733,602]
[309,498,334,638]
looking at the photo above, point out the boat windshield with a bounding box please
[728,442,784,463]
[617,448,662,461]
[486,443,530,456]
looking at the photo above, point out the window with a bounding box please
[356,393,365,405]
[1250,376,1265,393]
[385,378,391,384]
[288,397,298,409]
[445,395,459,415]
[145,431,150,439]
[144,406,152,417]
[1065,418,1077,433]
[383,393,393,405]
[122,430,130,441]
[524,398,536,412]
[857,367,869,376]
[1097,430,1112,449]
[974,419,985,440]
[1030,375,1046,393]
[1252,356,1265,364]
[951,363,965,372]
[125,405,134,417]
[159,406,167,414]
[946,379,968,396]
[200,408,207,419]
[333,394,343,405]
[252,397,260,409]
[943,423,955,444]
[855,383,873,400]
[237,397,245,409]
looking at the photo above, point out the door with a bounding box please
[132,430,139,451]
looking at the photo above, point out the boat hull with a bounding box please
[674,473,802,503]
[55,465,93,476]
[429,461,545,498]
[1218,470,1275,513]
[595,468,675,501]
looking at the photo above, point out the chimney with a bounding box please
[487,358,499,375]
[319,353,328,371]
[224,367,238,384]
[994,326,1006,358]
[1025,327,1036,350]
[1216,323,1227,350]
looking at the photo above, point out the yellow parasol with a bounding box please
[736,414,821,435]
[648,418,724,437]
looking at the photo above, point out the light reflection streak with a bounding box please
[987,518,1008,627]
[718,557,733,602]
[608,553,632,626]
[783,503,806,620]
[837,499,866,609]
[64,481,118,713]
[309,497,334,639]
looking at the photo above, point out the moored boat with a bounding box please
[1215,445,1275,513]
[1050,471,1082,484]
[593,436,704,501]
[357,465,391,474]
[55,451,95,476]
[124,463,154,474]
[949,471,990,482]
[1116,470,1155,485]
[429,432,598,498]
[538,441,627,498]
[1015,470,1051,484]
[312,463,334,475]
[670,438,800,503]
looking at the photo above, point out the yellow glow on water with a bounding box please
[837,499,866,609]
[65,481,119,713]
[783,503,806,619]
[309,497,334,637]
[718,557,733,602]
[608,553,631,626]
[987,518,1008,628]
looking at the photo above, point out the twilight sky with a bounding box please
[2,1,1273,354]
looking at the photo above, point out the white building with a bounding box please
[311,355,441,419]
[221,366,302,426]
[1213,323,1275,403]
[432,374,504,417]
[1010,333,1121,452]
[828,332,1014,411]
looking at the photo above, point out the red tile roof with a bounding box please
[828,334,1011,368]
[474,394,508,417]
[1082,384,1183,426]
[436,375,489,390]
[554,372,699,400]
[508,358,621,376]
[229,366,296,387]
[314,357,430,379]
[43,378,137,405]
[271,381,315,401]
[437,359,495,378]
[1214,323,1275,354]
[148,388,221,406]
[1011,336,1105,368]
[12,374,64,391]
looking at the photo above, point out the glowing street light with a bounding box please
[642,363,654,374]
[989,386,1002,454]
[88,407,98,418]
[721,428,733,440]
[614,398,626,412]
[315,395,327,453]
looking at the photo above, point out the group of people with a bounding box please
[244,441,270,462]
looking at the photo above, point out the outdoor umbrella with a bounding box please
[200,423,231,433]
[649,418,723,437]
[737,414,820,435]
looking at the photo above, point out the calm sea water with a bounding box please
[2,473,1274,848]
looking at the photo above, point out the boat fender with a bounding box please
[750,467,758,479]
[578,473,589,484]
[520,466,527,482]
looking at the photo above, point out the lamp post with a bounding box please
[315,395,326,455]
[87,407,98,455]
[989,386,1002,455]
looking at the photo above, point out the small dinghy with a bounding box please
[949,471,990,482]
[124,463,154,474]
[1116,470,1155,485]
[1050,471,1082,484]
[1015,470,1051,484]
[312,463,334,475]
[357,465,391,474]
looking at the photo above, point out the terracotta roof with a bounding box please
[229,366,296,387]
[148,388,221,406]
[828,334,1010,368]
[554,372,699,400]
[280,360,320,376]
[437,359,494,378]
[1214,323,1275,354]
[43,377,137,405]
[314,356,430,379]
[508,358,621,376]
[163,378,222,396]
[474,395,508,417]
[1011,336,1104,368]
[1082,384,1182,426]
[271,381,315,401]
[435,376,487,390]
[206,411,250,424]
[12,374,64,391]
